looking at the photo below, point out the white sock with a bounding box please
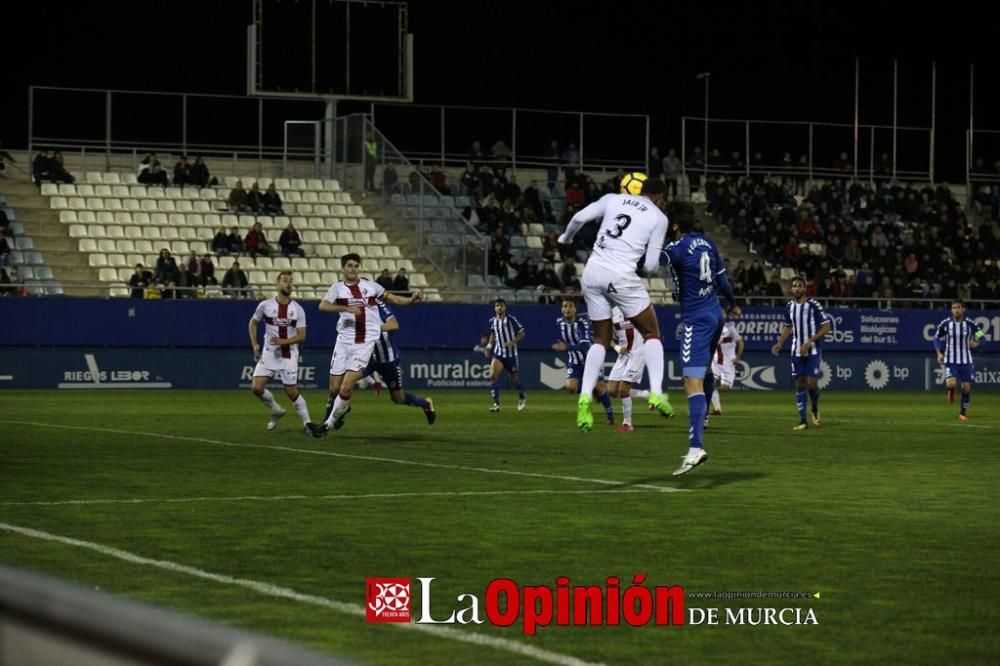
[630,389,650,399]
[257,389,279,412]
[710,390,721,411]
[622,397,633,425]
[292,395,311,424]
[324,395,350,427]
[580,343,606,398]
[643,337,664,395]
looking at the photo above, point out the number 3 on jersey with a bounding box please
[606,214,632,239]
[699,251,712,282]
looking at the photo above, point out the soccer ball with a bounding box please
[619,172,647,196]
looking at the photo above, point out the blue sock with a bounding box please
[598,391,613,420]
[324,394,336,421]
[688,393,707,448]
[796,390,808,421]
[490,383,500,404]
[808,388,820,413]
[703,373,715,406]
[961,392,970,415]
[404,393,429,410]
[514,382,525,400]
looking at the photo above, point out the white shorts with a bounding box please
[581,262,650,321]
[330,338,377,375]
[253,358,299,386]
[711,361,735,387]
[609,348,646,384]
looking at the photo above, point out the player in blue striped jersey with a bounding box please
[934,299,985,421]
[363,301,436,424]
[485,298,526,412]
[551,299,615,425]
[662,203,740,475]
[771,277,831,430]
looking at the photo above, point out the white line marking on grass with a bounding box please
[0,488,661,507]
[947,423,994,429]
[0,420,687,493]
[0,522,603,666]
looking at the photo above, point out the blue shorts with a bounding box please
[791,355,822,378]
[366,359,403,391]
[494,355,519,375]
[566,362,605,383]
[679,310,724,378]
[945,363,974,384]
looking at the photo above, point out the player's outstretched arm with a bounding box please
[558,195,610,244]
[384,290,421,306]
[643,216,669,273]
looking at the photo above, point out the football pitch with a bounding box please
[1,389,997,665]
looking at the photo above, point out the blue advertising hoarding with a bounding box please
[1,347,998,392]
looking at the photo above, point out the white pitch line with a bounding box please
[0,522,601,666]
[0,420,687,493]
[0,488,661,507]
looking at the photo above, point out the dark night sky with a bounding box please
[4,1,1000,179]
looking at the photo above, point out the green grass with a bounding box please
[1,389,998,665]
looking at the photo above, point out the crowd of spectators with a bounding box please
[704,172,1000,306]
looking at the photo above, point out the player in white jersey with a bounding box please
[607,306,650,433]
[247,270,315,432]
[312,253,422,436]
[709,319,744,416]
[558,176,674,432]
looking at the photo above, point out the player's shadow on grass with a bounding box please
[619,470,768,490]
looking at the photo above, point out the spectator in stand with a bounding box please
[138,154,168,186]
[538,259,561,290]
[376,268,394,291]
[200,254,216,285]
[244,221,271,257]
[247,182,264,213]
[185,251,201,291]
[541,232,560,263]
[0,266,11,296]
[502,255,520,288]
[662,148,681,198]
[519,257,540,289]
[461,163,480,198]
[278,221,304,257]
[7,266,26,296]
[190,156,212,188]
[490,139,513,168]
[544,139,561,189]
[262,183,283,215]
[173,156,192,187]
[222,260,250,298]
[128,264,152,298]
[228,180,249,213]
[382,163,399,197]
[227,226,245,254]
[408,168,421,194]
[560,256,580,290]
[364,134,378,193]
[429,165,450,195]
[155,249,180,286]
[32,150,52,185]
[746,259,766,292]
[161,280,177,300]
[212,226,229,255]
[648,146,663,178]
[49,152,74,183]
[469,140,486,169]
[686,147,704,192]
[392,267,410,295]
[562,143,581,184]
[0,230,10,266]
[764,274,784,306]
[731,259,747,287]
